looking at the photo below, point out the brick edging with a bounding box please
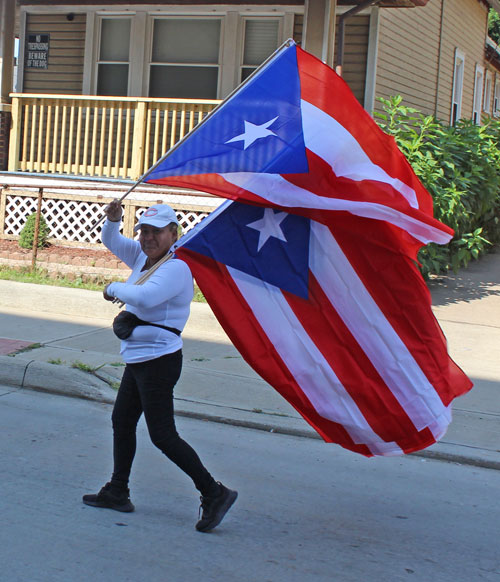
[0,249,129,270]
[0,255,131,279]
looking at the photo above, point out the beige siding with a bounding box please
[374,0,488,123]
[292,12,369,104]
[338,15,370,105]
[293,13,304,46]
[23,13,86,94]
[374,1,442,117]
[435,0,488,122]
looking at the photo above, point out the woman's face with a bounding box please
[139,224,178,263]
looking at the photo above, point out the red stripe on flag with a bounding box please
[147,173,267,205]
[282,150,452,255]
[283,149,427,213]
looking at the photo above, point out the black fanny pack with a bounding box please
[112,311,181,340]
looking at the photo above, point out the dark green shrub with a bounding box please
[18,212,50,249]
[375,96,500,276]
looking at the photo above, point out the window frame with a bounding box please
[238,16,283,85]
[494,76,500,118]
[451,48,465,125]
[472,63,484,125]
[145,15,224,99]
[94,14,133,97]
[483,70,492,114]
[84,8,299,99]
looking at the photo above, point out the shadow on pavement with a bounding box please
[428,250,500,307]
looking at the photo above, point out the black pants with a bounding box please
[111,350,216,496]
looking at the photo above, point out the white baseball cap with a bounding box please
[134,204,179,232]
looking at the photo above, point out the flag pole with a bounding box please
[88,38,296,234]
[112,249,174,307]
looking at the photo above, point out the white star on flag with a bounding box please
[225,117,279,149]
[246,208,288,251]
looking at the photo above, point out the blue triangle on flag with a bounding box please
[182,201,310,299]
[148,44,308,178]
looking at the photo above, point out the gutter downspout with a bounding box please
[434,0,445,118]
[336,0,379,77]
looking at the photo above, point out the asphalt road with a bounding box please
[1,387,499,582]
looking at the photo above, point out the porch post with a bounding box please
[0,0,16,170]
[302,0,336,67]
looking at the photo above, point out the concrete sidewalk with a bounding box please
[0,250,499,469]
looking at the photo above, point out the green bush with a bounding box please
[18,212,50,249]
[375,95,500,277]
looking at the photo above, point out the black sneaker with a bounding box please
[195,482,237,532]
[82,482,135,513]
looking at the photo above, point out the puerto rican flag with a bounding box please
[147,41,472,456]
[146,42,452,258]
[174,200,470,456]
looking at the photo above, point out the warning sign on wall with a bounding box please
[26,34,50,69]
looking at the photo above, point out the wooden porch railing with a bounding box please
[8,94,221,181]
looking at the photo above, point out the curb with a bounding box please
[410,447,500,472]
[1,355,498,472]
[0,355,116,403]
[173,399,500,472]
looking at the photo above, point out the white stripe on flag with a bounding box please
[219,172,451,245]
[227,265,404,456]
[309,221,452,437]
[300,100,418,208]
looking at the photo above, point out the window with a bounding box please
[86,10,295,98]
[484,70,492,113]
[240,19,280,83]
[96,18,131,96]
[472,64,484,125]
[494,77,500,117]
[149,18,221,98]
[451,49,465,125]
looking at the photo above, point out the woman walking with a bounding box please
[82,200,237,532]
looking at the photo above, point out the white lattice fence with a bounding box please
[44,198,109,243]
[3,195,113,244]
[0,188,218,247]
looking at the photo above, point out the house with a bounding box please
[1,0,500,180]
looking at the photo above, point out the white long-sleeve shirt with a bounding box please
[102,219,193,363]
